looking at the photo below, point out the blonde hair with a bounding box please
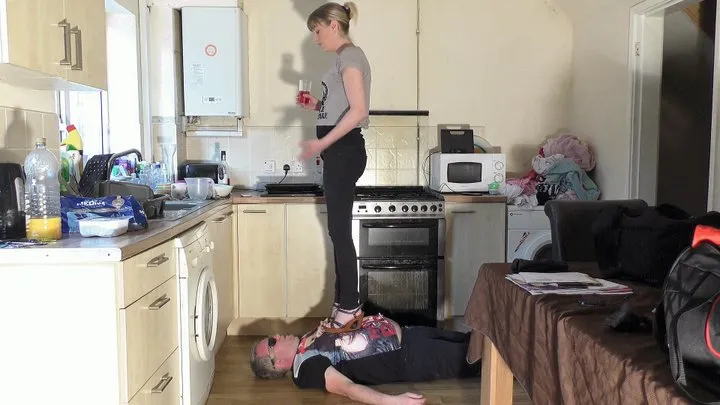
[307,2,358,36]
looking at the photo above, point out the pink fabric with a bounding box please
[542,134,596,172]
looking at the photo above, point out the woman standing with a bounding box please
[297,1,370,334]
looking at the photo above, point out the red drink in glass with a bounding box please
[298,80,312,107]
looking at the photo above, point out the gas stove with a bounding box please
[352,186,444,218]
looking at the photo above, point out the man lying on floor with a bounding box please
[249,314,480,405]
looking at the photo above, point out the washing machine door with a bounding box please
[514,231,553,261]
[195,268,219,362]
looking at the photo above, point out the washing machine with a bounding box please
[175,222,219,405]
[506,205,553,262]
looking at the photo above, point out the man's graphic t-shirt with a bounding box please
[291,315,401,390]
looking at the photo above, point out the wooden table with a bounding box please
[463,263,693,405]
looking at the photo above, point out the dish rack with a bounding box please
[77,149,143,198]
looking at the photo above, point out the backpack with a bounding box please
[592,204,695,286]
[655,224,720,404]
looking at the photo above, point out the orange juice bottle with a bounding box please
[23,138,62,241]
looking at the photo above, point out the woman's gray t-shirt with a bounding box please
[316,45,371,128]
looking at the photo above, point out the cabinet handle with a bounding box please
[148,294,171,310]
[243,209,267,214]
[212,215,231,223]
[143,253,169,267]
[58,20,71,66]
[70,27,83,70]
[151,373,173,393]
[452,210,476,214]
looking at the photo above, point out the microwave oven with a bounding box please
[429,152,506,192]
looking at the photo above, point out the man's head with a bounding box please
[249,334,300,379]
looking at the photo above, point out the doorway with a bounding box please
[629,0,718,215]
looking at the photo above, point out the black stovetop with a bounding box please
[354,186,441,201]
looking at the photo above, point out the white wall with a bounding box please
[554,0,640,200]
[419,0,573,174]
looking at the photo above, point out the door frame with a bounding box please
[628,0,720,210]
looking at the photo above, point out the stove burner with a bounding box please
[354,186,442,201]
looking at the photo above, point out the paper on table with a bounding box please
[505,272,633,296]
[512,272,601,285]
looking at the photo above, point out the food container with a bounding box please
[78,217,130,238]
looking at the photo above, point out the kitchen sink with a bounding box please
[164,200,211,211]
[159,199,214,221]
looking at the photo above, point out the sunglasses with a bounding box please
[267,337,277,367]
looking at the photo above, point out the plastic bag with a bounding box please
[60,195,149,234]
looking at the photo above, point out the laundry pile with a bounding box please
[500,133,601,207]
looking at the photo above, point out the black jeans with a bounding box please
[401,326,480,381]
[318,126,367,311]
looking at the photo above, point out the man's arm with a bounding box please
[324,366,425,405]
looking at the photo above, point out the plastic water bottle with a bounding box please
[23,138,62,241]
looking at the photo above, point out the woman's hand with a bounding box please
[297,92,319,110]
[388,392,426,405]
[299,139,326,161]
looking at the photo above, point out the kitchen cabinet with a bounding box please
[0,239,179,405]
[444,202,506,317]
[64,0,108,90]
[1,0,107,90]
[207,209,235,353]
[236,204,287,318]
[286,204,335,318]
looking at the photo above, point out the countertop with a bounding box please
[231,189,506,204]
[0,199,233,264]
[0,188,505,264]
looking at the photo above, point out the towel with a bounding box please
[542,158,600,201]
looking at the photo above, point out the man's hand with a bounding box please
[389,392,426,405]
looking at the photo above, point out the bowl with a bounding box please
[213,184,233,198]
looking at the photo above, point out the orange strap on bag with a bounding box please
[692,225,720,248]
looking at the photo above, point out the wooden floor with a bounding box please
[207,336,532,405]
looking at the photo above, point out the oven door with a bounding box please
[354,218,443,259]
[359,258,441,327]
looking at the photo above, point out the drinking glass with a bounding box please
[297,79,312,106]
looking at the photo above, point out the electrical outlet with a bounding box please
[263,160,275,173]
[290,160,303,173]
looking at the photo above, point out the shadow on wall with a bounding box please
[277,0,333,144]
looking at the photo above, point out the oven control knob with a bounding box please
[421,205,428,212]
[374,206,382,213]
[411,205,418,212]
[430,205,437,212]
[388,205,396,212]
[402,205,409,212]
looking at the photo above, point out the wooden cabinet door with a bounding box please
[5,0,68,78]
[207,209,234,352]
[236,204,286,318]
[65,0,108,90]
[445,202,506,317]
[286,204,335,318]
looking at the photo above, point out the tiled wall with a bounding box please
[182,120,500,189]
[0,107,61,166]
[183,116,459,189]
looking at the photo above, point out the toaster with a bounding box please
[177,161,221,183]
